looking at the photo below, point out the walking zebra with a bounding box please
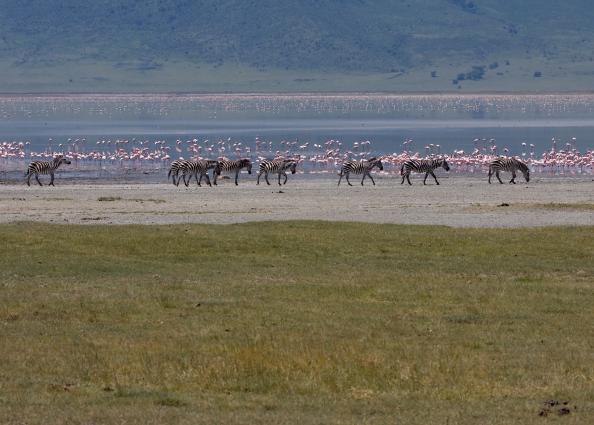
[25,155,71,186]
[400,158,450,185]
[167,159,190,186]
[180,159,220,187]
[256,159,298,185]
[337,157,383,186]
[213,159,252,185]
[488,157,530,184]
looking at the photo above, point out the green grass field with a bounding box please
[0,222,592,424]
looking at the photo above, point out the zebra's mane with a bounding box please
[516,159,529,171]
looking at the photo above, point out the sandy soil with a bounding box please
[0,175,592,227]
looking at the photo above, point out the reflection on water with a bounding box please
[0,94,592,159]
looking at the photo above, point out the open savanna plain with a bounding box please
[0,222,593,424]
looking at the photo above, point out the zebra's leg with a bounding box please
[423,172,429,185]
[49,172,55,186]
[401,173,405,184]
[496,171,503,184]
[265,172,271,185]
[430,171,439,185]
[368,172,376,186]
[346,172,353,186]
[488,168,492,184]
[26,172,31,186]
[204,173,212,187]
[235,170,240,185]
[35,173,43,186]
[338,171,343,186]
[406,173,412,185]
[257,171,262,185]
[282,172,288,185]
[195,172,203,186]
[184,173,191,187]
[509,172,516,184]
[361,172,366,186]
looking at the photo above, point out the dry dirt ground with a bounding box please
[0,175,592,227]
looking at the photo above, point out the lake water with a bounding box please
[1,94,593,156]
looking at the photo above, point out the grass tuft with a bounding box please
[97,196,122,202]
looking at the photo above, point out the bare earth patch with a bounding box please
[0,176,592,227]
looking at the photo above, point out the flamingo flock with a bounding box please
[0,136,592,177]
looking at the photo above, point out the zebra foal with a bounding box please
[25,155,71,186]
[337,157,383,186]
[256,159,297,185]
[400,158,450,185]
[213,159,252,185]
[488,157,530,184]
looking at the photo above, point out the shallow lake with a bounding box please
[1,94,593,156]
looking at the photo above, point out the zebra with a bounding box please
[400,158,450,185]
[167,159,191,186]
[337,157,384,186]
[25,155,71,186]
[488,157,530,184]
[179,159,220,187]
[256,159,298,185]
[213,159,252,186]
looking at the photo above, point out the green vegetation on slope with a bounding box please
[0,222,593,424]
[2,0,594,92]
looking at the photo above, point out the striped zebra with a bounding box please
[213,159,252,186]
[256,159,298,185]
[400,158,450,185]
[179,159,220,187]
[337,157,383,186]
[488,157,530,184]
[25,155,71,186]
[167,159,190,186]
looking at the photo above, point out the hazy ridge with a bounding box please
[1,0,594,92]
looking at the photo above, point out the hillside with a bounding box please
[1,0,594,92]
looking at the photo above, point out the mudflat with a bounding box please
[0,175,592,227]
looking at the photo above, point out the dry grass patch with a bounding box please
[465,202,594,212]
[0,222,592,424]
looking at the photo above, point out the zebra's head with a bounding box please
[441,158,450,171]
[368,157,384,171]
[519,163,530,182]
[54,155,71,165]
[241,159,252,174]
[287,160,298,174]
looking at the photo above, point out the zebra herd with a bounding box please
[166,158,297,187]
[23,155,531,187]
